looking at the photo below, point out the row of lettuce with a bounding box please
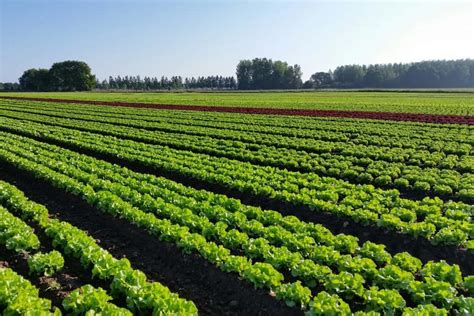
[0,121,472,249]
[1,102,473,202]
[3,112,474,202]
[3,99,471,148]
[0,132,472,314]
[0,181,196,314]
[1,101,471,161]
[1,268,132,315]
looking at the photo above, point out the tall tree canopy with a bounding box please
[49,60,96,91]
[307,59,474,88]
[19,68,51,91]
[17,61,95,91]
[236,58,303,90]
[6,58,474,92]
[95,75,236,90]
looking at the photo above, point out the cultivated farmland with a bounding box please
[0,93,472,315]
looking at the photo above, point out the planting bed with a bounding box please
[0,95,472,124]
[0,95,472,315]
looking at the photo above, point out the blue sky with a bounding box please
[1,0,473,82]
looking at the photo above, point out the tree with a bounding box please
[19,68,51,91]
[333,65,366,85]
[0,82,20,91]
[49,60,96,91]
[236,60,253,90]
[236,58,303,90]
[309,72,333,87]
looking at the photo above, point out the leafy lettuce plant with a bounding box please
[432,227,468,246]
[463,276,474,296]
[421,261,462,286]
[275,281,312,309]
[452,296,474,315]
[363,287,406,314]
[408,278,457,309]
[0,206,40,252]
[324,271,365,299]
[242,262,283,289]
[305,291,351,315]
[358,241,392,266]
[391,252,422,273]
[0,267,58,315]
[63,284,132,315]
[375,265,414,290]
[402,304,448,315]
[28,251,65,276]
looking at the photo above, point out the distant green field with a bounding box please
[1,91,473,115]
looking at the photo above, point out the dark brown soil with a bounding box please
[0,163,302,316]
[1,96,472,125]
[0,112,462,204]
[2,129,470,275]
[0,241,83,310]
[27,138,472,274]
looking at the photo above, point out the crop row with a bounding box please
[0,132,473,314]
[3,107,472,176]
[2,100,472,157]
[2,98,473,157]
[0,122,472,248]
[0,149,324,312]
[0,191,140,315]
[3,97,471,137]
[0,180,197,314]
[1,113,472,202]
[0,267,59,314]
[1,266,131,315]
[1,91,473,116]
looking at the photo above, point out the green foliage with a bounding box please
[28,251,64,277]
[236,58,303,90]
[433,185,453,196]
[363,287,406,313]
[18,68,51,91]
[358,241,392,266]
[0,206,40,252]
[0,181,197,315]
[452,296,474,315]
[391,252,422,273]
[0,100,472,247]
[414,181,431,192]
[63,285,132,315]
[324,272,365,299]
[394,178,410,189]
[242,262,283,289]
[305,291,351,315]
[432,227,468,246]
[19,61,96,92]
[375,265,414,290]
[0,267,57,315]
[275,281,312,308]
[402,304,448,315]
[49,60,96,91]
[408,278,457,309]
[421,261,462,286]
[0,115,472,315]
[463,276,474,295]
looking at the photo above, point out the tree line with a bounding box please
[95,75,236,90]
[236,58,303,90]
[1,58,473,91]
[305,59,474,89]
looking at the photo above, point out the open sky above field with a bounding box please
[1,0,473,82]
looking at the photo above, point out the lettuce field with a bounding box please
[0,93,472,315]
